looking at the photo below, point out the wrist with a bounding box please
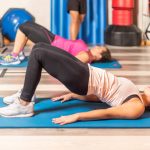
[75,113,80,121]
[70,93,76,99]
[71,93,79,98]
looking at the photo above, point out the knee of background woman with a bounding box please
[70,12,80,24]
[79,15,85,23]
[19,21,33,33]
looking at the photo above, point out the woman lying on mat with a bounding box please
[0,43,149,125]
[0,21,111,65]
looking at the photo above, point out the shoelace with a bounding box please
[4,100,19,109]
[3,55,14,62]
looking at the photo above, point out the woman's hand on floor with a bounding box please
[52,114,79,125]
[51,93,73,103]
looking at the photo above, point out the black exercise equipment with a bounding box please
[145,22,150,40]
[105,0,142,46]
[105,25,142,46]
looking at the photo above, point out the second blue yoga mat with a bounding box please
[0,58,121,69]
[91,60,121,68]
[0,97,149,128]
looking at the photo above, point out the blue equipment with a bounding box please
[50,0,107,45]
[1,8,34,41]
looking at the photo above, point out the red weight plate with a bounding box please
[113,10,133,26]
[112,0,134,9]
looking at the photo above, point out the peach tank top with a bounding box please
[87,65,142,107]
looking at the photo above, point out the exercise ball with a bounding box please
[1,8,34,41]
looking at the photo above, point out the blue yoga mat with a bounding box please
[0,58,121,69]
[91,60,121,68]
[0,97,149,128]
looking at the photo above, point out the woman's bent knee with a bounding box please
[19,21,33,32]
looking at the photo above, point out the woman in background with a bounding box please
[67,0,87,40]
[0,21,111,65]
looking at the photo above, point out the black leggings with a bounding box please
[19,21,55,44]
[20,43,89,102]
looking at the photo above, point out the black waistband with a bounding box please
[123,94,141,103]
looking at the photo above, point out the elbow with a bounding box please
[127,105,145,120]
[106,103,145,120]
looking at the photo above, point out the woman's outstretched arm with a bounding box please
[52,97,145,125]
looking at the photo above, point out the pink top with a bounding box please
[87,65,143,107]
[51,35,88,56]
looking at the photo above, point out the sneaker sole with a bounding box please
[0,61,21,65]
[0,113,34,118]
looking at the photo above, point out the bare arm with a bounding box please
[75,51,90,63]
[52,98,145,125]
[52,92,99,102]
[72,93,99,101]
[78,98,145,120]
[75,46,105,63]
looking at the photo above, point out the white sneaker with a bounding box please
[3,89,36,105]
[19,51,26,61]
[0,98,34,118]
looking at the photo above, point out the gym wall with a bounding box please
[50,0,107,45]
[0,0,50,29]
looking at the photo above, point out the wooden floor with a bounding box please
[1,135,150,150]
[0,45,150,149]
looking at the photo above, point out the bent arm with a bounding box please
[72,93,99,102]
[75,46,106,63]
[52,92,99,102]
[75,51,91,63]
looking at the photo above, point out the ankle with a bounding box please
[19,98,30,106]
[11,52,19,57]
